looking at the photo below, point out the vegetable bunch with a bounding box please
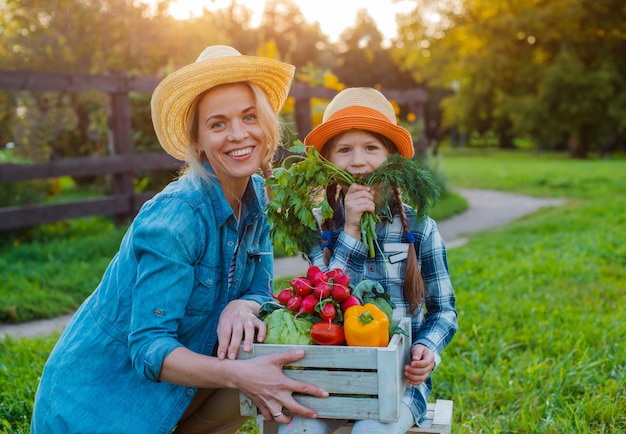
[259,265,404,347]
[266,141,440,257]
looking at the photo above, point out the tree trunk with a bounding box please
[568,127,591,159]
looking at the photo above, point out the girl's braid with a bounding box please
[392,186,424,315]
[321,183,342,266]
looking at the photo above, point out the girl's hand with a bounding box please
[216,299,266,360]
[404,344,435,385]
[343,183,375,240]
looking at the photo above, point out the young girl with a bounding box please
[279,87,458,434]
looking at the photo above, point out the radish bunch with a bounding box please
[273,265,361,325]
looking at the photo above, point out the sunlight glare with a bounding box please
[165,0,416,42]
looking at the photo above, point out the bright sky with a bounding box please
[166,0,416,42]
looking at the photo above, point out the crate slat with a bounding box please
[283,369,379,394]
[257,399,454,434]
[291,395,379,419]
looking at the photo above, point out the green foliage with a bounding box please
[395,0,626,157]
[429,190,467,222]
[0,334,58,433]
[0,217,128,322]
[0,180,50,209]
[0,148,54,208]
[0,148,57,243]
[441,148,626,199]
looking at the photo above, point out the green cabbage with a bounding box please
[263,308,313,345]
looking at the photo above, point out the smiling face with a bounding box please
[325,129,391,177]
[194,82,268,194]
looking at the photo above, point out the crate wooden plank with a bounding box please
[238,344,380,369]
[258,399,454,434]
[377,330,408,421]
[283,369,379,394]
[291,395,379,420]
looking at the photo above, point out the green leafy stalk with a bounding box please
[265,141,440,257]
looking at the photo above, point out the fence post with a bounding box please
[292,82,313,140]
[108,70,135,225]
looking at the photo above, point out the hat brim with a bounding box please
[304,106,414,159]
[151,56,295,161]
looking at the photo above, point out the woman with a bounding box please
[279,88,457,434]
[31,45,327,434]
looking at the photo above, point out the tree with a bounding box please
[336,9,415,89]
[258,0,332,68]
[394,0,626,157]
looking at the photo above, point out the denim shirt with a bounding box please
[308,203,457,426]
[31,167,274,434]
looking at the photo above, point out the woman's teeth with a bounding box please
[229,147,253,157]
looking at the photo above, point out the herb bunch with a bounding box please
[266,141,440,257]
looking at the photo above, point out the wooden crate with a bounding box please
[256,399,454,434]
[239,317,412,423]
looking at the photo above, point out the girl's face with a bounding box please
[326,129,390,176]
[195,82,268,193]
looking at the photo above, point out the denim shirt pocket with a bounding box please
[185,262,222,316]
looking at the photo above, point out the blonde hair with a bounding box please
[182,82,283,182]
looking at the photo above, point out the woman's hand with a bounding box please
[160,349,328,423]
[236,349,328,422]
[404,344,435,385]
[216,299,266,360]
[342,183,376,240]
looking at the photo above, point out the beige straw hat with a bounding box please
[304,87,414,158]
[151,45,295,160]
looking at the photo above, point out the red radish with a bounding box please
[331,284,350,302]
[319,302,336,323]
[326,268,342,280]
[295,294,318,317]
[290,276,313,297]
[326,268,350,288]
[287,296,302,312]
[333,273,350,287]
[306,265,322,281]
[341,295,361,311]
[313,281,331,299]
[306,265,328,286]
[274,288,293,306]
[311,271,328,286]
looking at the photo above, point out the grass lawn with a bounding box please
[1,148,625,433]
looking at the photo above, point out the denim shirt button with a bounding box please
[369,265,375,271]
[187,389,194,395]
[227,241,234,247]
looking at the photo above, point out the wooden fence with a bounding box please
[0,69,427,230]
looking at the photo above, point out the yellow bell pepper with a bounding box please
[344,303,390,347]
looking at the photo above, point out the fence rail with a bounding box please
[0,68,427,230]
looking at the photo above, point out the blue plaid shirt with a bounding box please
[308,203,457,425]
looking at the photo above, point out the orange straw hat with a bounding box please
[151,45,295,160]
[304,87,414,159]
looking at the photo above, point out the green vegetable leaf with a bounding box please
[262,308,314,345]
